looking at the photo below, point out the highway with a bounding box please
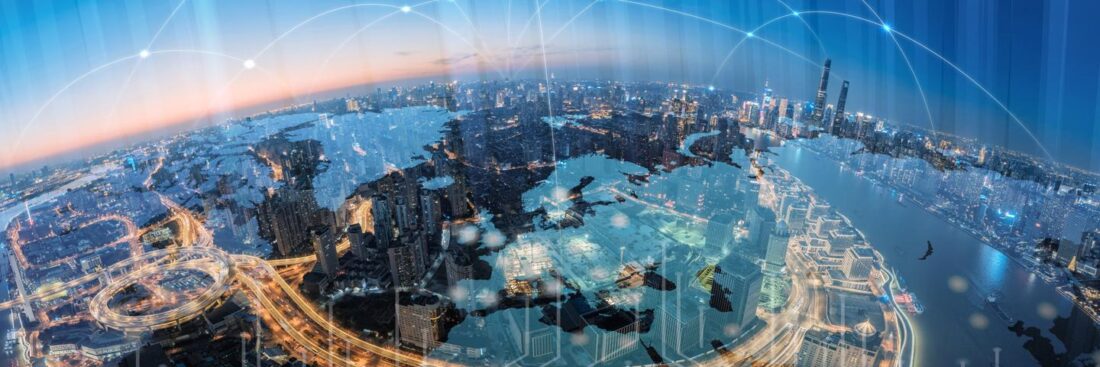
[0,161,918,367]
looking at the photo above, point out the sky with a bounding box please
[1,0,1099,172]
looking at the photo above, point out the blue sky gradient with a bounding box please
[1,0,1099,171]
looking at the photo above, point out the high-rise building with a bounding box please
[258,187,319,256]
[830,81,849,136]
[785,204,809,233]
[842,246,876,280]
[394,196,414,233]
[310,227,339,277]
[705,212,736,249]
[444,248,474,287]
[396,294,449,350]
[746,205,777,254]
[710,255,763,330]
[389,246,421,288]
[372,194,393,248]
[796,327,880,367]
[764,221,790,274]
[810,59,831,126]
[347,224,370,259]
[742,179,761,211]
[1081,228,1100,257]
[419,190,441,229]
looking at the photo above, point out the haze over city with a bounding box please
[0,1,1099,367]
[3,0,1100,171]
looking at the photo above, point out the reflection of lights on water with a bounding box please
[968,313,989,329]
[475,289,498,307]
[458,225,479,244]
[483,231,505,248]
[543,279,563,296]
[551,186,570,202]
[591,266,609,280]
[447,285,468,302]
[610,213,629,228]
[546,209,567,222]
[947,276,968,293]
[723,324,740,337]
[1037,302,1058,320]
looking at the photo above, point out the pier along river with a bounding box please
[769,141,1094,367]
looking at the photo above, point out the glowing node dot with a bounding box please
[746,32,754,38]
[792,11,800,17]
[882,24,892,32]
[243,59,256,69]
[139,50,150,59]
[968,313,989,329]
[708,85,716,91]
[401,5,411,13]
[610,213,629,228]
[1037,302,1058,320]
[947,275,968,293]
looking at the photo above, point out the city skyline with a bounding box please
[1,2,1099,367]
[3,0,1100,172]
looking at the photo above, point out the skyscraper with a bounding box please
[830,81,849,136]
[1081,228,1100,257]
[389,245,424,288]
[796,328,880,367]
[396,294,449,350]
[710,255,763,331]
[764,221,790,274]
[347,224,370,259]
[444,248,474,287]
[419,189,441,230]
[310,227,339,277]
[747,205,777,255]
[372,194,393,248]
[810,59,831,126]
[841,246,876,279]
[394,196,414,233]
[705,212,736,249]
[258,187,319,256]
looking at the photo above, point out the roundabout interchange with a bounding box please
[0,165,916,367]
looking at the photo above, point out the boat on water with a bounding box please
[907,293,925,315]
[892,284,925,315]
[986,291,1012,322]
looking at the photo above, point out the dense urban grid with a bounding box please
[0,60,1098,367]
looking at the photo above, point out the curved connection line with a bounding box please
[615,0,825,70]
[706,2,929,137]
[507,0,602,79]
[545,0,602,45]
[790,10,1054,161]
[774,0,829,58]
[409,10,509,79]
[857,0,938,141]
[248,2,425,62]
[7,49,294,160]
[708,12,806,86]
[447,0,506,72]
[146,0,189,48]
[510,0,551,49]
[511,0,829,80]
[103,0,191,128]
[307,10,403,97]
[505,0,595,78]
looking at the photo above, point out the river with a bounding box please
[768,141,1091,366]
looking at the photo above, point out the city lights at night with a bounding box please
[0,1,1099,366]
